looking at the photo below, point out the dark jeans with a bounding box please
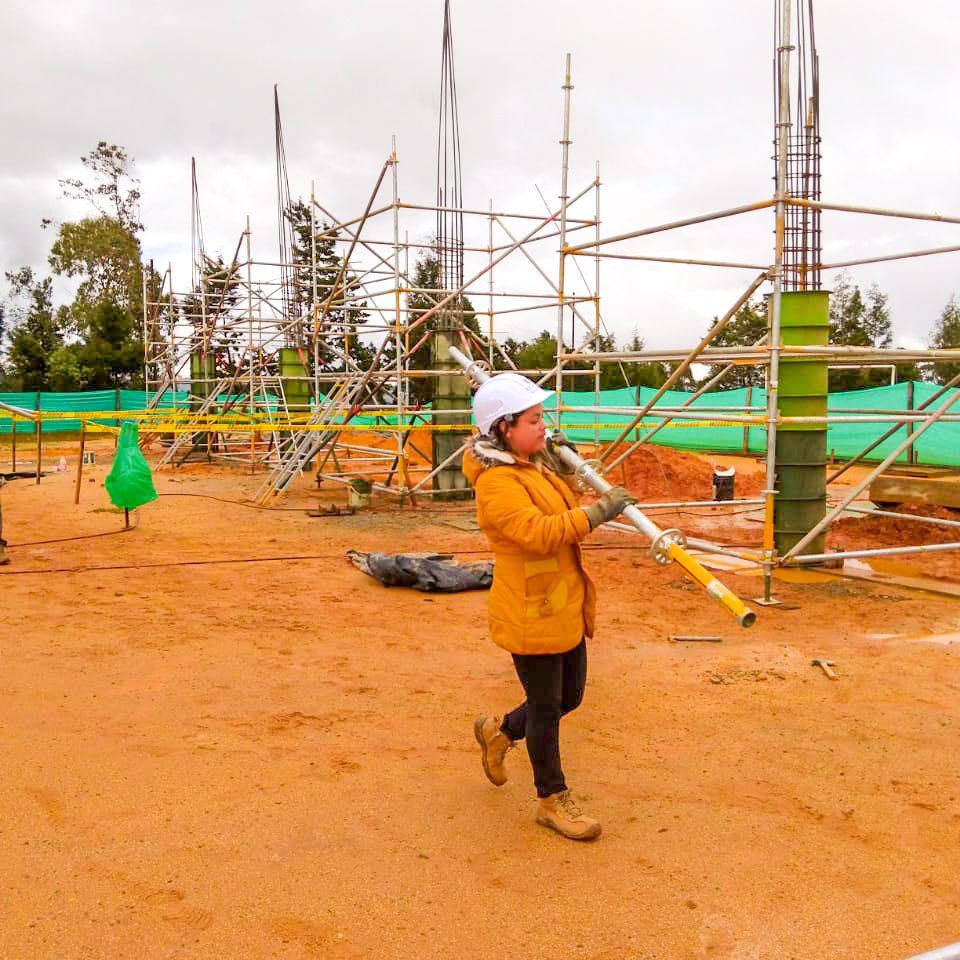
[500,639,587,798]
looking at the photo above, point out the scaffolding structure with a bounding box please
[141,149,607,499]
[142,0,960,597]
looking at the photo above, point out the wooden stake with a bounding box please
[74,425,86,504]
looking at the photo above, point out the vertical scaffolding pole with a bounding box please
[391,139,407,495]
[555,54,574,400]
[246,216,255,471]
[761,0,794,601]
[488,200,495,367]
[311,182,319,404]
[594,163,601,448]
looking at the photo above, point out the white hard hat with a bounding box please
[473,373,554,435]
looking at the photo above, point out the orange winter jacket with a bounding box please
[462,437,596,655]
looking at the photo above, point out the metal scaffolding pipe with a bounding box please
[564,199,775,253]
[599,271,769,470]
[790,197,960,226]
[827,372,960,483]
[788,541,960,565]
[901,942,960,960]
[782,384,960,560]
[762,0,794,596]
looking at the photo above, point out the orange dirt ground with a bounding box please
[1,435,959,960]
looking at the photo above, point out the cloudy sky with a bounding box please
[2,0,958,353]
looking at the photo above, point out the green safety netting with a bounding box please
[3,383,959,467]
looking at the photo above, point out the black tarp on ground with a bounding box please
[347,550,492,593]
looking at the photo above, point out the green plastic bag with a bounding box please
[105,422,158,510]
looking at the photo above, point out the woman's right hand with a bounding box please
[582,486,637,529]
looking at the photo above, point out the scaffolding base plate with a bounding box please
[751,596,784,606]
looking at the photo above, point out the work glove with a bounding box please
[582,486,637,530]
[545,431,579,475]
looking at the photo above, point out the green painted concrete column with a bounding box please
[279,347,312,411]
[772,290,829,556]
[431,326,473,501]
[189,352,216,403]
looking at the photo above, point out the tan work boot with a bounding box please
[473,715,514,786]
[536,789,602,841]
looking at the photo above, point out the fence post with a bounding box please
[906,380,916,466]
[35,392,42,484]
[743,385,753,454]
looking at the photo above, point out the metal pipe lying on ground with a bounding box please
[448,346,756,628]
[901,942,960,960]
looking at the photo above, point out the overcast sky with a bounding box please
[2,0,958,353]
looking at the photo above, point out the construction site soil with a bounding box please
[1,435,958,960]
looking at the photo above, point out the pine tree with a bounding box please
[698,299,768,389]
[928,295,960,385]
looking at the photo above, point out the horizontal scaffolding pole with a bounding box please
[566,250,772,270]
[565,199,775,252]
[791,197,960,226]
[786,540,960,565]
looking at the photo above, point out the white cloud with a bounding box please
[1,0,958,354]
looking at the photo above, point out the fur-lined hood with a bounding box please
[463,434,562,476]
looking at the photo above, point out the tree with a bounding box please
[48,216,144,335]
[46,301,144,391]
[76,300,144,389]
[285,201,371,373]
[697,299,768,389]
[179,254,246,382]
[491,328,667,392]
[400,250,480,405]
[2,268,68,390]
[513,330,560,373]
[54,141,143,235]
[828,272,901,390]
[494,336,527,370]
[40,142,148,389]
[928,294,960,384]
[599,329,668,390]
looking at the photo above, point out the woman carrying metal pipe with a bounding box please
[450,346,757,628]
[462,371,635,841]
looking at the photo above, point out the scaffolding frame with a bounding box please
[141,0,960,596]
[142,144,611,500]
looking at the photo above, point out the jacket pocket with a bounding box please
[522,558,567,620]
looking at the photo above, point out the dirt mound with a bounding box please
[829,503,960,549]
[595,443,764,503]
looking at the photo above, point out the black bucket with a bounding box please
[712,467,735,501]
